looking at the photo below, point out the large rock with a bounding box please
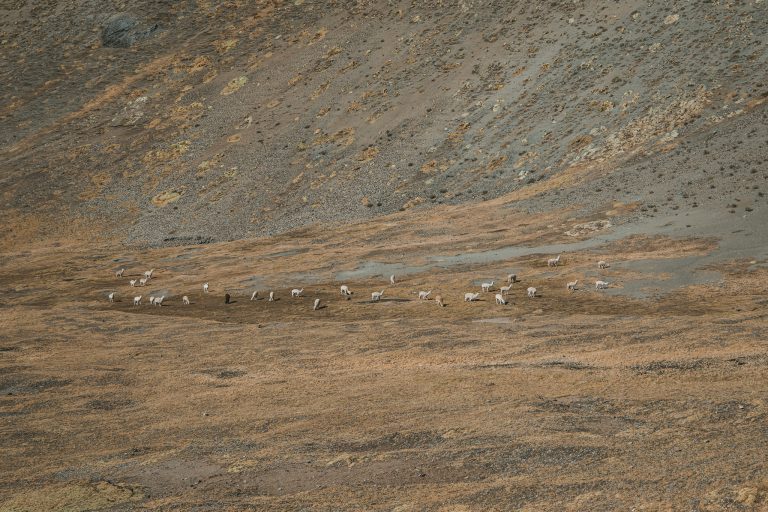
[101,13,158,48]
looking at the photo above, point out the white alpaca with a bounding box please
[115,268,125,278]
[340,285,352,295]
[435,294,445,307]
[144,269,154,280]
[527,287,537,298]
[154,295,165,306]
[133,295,142,306]
[129,279,137,287]
[567,279,579,291]
[596,280,609,290]
[182,296,190,305]
[269,291,274,301]
[390,274,396,285]
[250,291,258,301]
[507,273,517,283]
[500,284,512,295]
[418,290,432,300]
[203,282,209,293]
[481,281,494,292]
[598,260,610,269]
[139,278,148,286]
[313,298,321,310]
[464,292,480,302]
[291,288,304,297]
[108,292,116,303]
[495,293,507,305]
[148,296,155,305]
[547,255,561,267]
[371,290,384,301]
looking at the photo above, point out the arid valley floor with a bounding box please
[1,0,767,510]
[2,199,768,510]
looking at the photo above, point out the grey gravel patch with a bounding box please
[85,398,135,411]
[330,430,446,453]
[0,377,72,395]
[236,276,268,291]
[630,359,714,374]
[159,235,215,247]
[537,360,594,371]
[473,317,515,324]
[263,248,310,258]
[200,368,247,379]
[474,362,523,369]
[336,262,425,282]
[605,257,722,299]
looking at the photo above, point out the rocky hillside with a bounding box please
[0,0,765,247]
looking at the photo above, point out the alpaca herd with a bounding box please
[107,256,614,310]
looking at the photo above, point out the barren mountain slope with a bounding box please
[1,0,765,246]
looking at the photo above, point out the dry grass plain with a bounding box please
[2,204,767,511]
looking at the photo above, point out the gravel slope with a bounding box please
[0,0,765,247]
